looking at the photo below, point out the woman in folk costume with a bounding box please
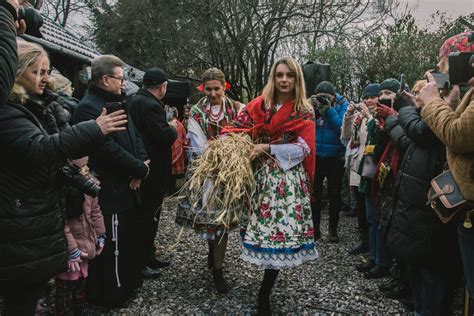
[175,68,243,293]
[227,57,318,315]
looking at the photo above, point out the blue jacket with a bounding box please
[315,94,348,157]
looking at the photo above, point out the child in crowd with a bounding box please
[55,157,106,315]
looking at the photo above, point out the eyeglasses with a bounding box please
[106,75,125,84]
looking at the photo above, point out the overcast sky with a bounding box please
[408,0,474,23]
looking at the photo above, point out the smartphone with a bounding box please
[378,98,392,107]
[399,74,406,93]
[429,72,451,90]
[353,103,362,111]
[104,102,122,114]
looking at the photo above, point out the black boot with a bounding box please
[257,269,279,316]
[212,268,230,294]
[257,291,272,316]
[348,239,368,255]
[379,268,399,292]
[207,243,214,270]
[328,224,339,243]
[356,260,375,273]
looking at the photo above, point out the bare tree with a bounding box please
[41,0,90,26]
[89,0,398,100]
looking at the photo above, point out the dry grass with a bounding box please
[179,133,255,228]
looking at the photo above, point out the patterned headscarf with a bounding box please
[439,32,474,59]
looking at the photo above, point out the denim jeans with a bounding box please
[365,192,389,267]
[407,264,455,316]
[458,224,474,310]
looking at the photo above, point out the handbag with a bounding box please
[427,169,473,227]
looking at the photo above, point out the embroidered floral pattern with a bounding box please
[240,160,318,269]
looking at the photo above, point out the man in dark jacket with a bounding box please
[128,68,177,276]
[73,55,149,308]
[310,81,348,243]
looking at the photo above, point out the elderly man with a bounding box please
[73,55,149,308]
[128,68,177,278]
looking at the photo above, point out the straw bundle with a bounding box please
[184,133,255,228]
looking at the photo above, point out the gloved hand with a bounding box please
[96,235,106,256]
[393,93,413,111]
[375,103,396,119]
[68,248,88,272]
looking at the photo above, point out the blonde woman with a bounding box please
[228,57,318,315]
[0,41,125,315]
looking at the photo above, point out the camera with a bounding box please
[430,52,474,89]
[60,162,101,197]
[18,6,44,38]
[312,95,330,108]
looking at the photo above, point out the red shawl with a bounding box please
[371,141,400,201]
[222,96,316,182]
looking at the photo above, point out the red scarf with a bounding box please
[371,141,400,201]
[222,96,316,182]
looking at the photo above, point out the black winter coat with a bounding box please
[385,106,458,266]
[0,97,104,286]
[73,85,148,215]
[128,89,177,194]
[0,4,17,106]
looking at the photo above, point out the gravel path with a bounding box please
[7,195,460,314]
[82,197,409,315]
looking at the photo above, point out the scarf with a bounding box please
[222,96,316,182]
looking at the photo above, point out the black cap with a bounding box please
[143,67,168,86]
[314,81,335,96]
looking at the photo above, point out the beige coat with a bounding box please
[421,88,474,200]
[340,112,370,187]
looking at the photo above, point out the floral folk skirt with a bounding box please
[240,160,318,269]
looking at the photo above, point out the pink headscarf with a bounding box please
[439,32,474,59]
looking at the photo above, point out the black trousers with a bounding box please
[139,191,165,267]
[311,156,345,229]
[1,281,45,315]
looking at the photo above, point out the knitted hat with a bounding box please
[379,78,400,93]
[362,83,380,99]
[314,81,335,96]
[439,32,474,59]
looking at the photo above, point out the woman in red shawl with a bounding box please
[228,57,318,315]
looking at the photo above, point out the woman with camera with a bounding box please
[0,40,126,315]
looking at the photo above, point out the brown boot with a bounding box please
[328,225,339,243]
[212,268,230,294]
